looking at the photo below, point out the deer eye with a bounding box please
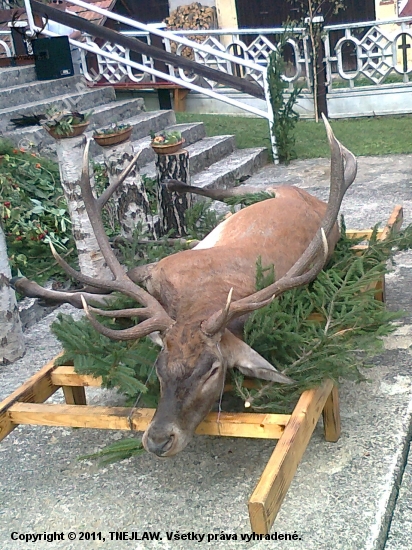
[205,362,221,382]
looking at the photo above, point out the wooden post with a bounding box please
[102,142,151,238]
[155,149,191,237]
[322,385,341,442]
[62,386,87,406]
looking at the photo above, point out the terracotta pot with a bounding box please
[45,121,90,140]
[93,126,133,147]
[151,139,185,155]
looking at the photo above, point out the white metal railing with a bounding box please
[323,17,412,91]
[0,30,13,57]
[5,3,412,154]
[21,0,279,160]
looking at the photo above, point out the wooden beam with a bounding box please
[0,355,61,442]
[51,366,102,387]
[52,366,258,392]
[380,205,403,241]
[8,403,290,439]
[248,379,334,534]
[322,385,341,442]
[30,1,265,100]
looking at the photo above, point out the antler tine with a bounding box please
[203,229,328,335]
[87,307,153,319]
[321,113,357,238]
[81,296,171,340]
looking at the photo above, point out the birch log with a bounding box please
[102,142,151,238]
[56,137,112,279]
[0,223,25,364]
[156,150,191,237]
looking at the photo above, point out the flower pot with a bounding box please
[93,126,133,147]
[151,139,185,155]
[45,121,90,140]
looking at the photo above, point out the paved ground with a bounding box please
[1,152,412,549]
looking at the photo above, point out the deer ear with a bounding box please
[220,331,294,384]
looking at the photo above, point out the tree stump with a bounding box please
[155,149,191,237]
[102,142,151,238]
[55,137,112,279]
[0,224,24,364]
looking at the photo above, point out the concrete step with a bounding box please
[4,97,146,153]
[94,121,206,167]
[192,147,268,189]
[0,86,116,132]
[0,75,90,110]
[140,135,237,180]
[0,65,38,89]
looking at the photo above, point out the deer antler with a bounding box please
[202,115,357,336]
[50,139,174,339]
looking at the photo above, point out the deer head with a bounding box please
[13,116,357,456]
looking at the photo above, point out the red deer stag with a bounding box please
[13,116,357,457]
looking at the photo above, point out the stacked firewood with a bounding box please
[164,3,217,59]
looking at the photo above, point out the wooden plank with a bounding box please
[8,403,290,439]
[51,367,102,387]
[322,385,341,442]
[248,379,333,534]
[53,366,258,393]
[379,205,403,241]
[0,354,61,442]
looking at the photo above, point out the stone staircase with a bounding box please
[0,66,268,189]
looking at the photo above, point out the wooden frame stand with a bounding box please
[0,206,403,534]
[0,361,339,534]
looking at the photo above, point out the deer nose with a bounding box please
[145,432,175,457]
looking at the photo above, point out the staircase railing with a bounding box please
[22,0,279,161]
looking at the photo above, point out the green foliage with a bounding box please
[184,199,222,240]
[79,437,145,466]
[52,309,160,406]
[267,30,302,164]
[223,191,276,208]
[239,224,411,412]
[0,148,75,283]
[150,130,182,145]
[93,123,131,137]
[175,112,412,159]
[42,107,92,136]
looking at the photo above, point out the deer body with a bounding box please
[147,187,339,321]
[12,117,357,458]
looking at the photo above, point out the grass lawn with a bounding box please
[175,112,412,160]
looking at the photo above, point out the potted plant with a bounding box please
[93,123,133,147]
[150,130,185,154]
[41,107,92,139]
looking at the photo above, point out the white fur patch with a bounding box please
[193,220,227,250]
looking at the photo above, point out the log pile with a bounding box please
[164,2,217,60]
